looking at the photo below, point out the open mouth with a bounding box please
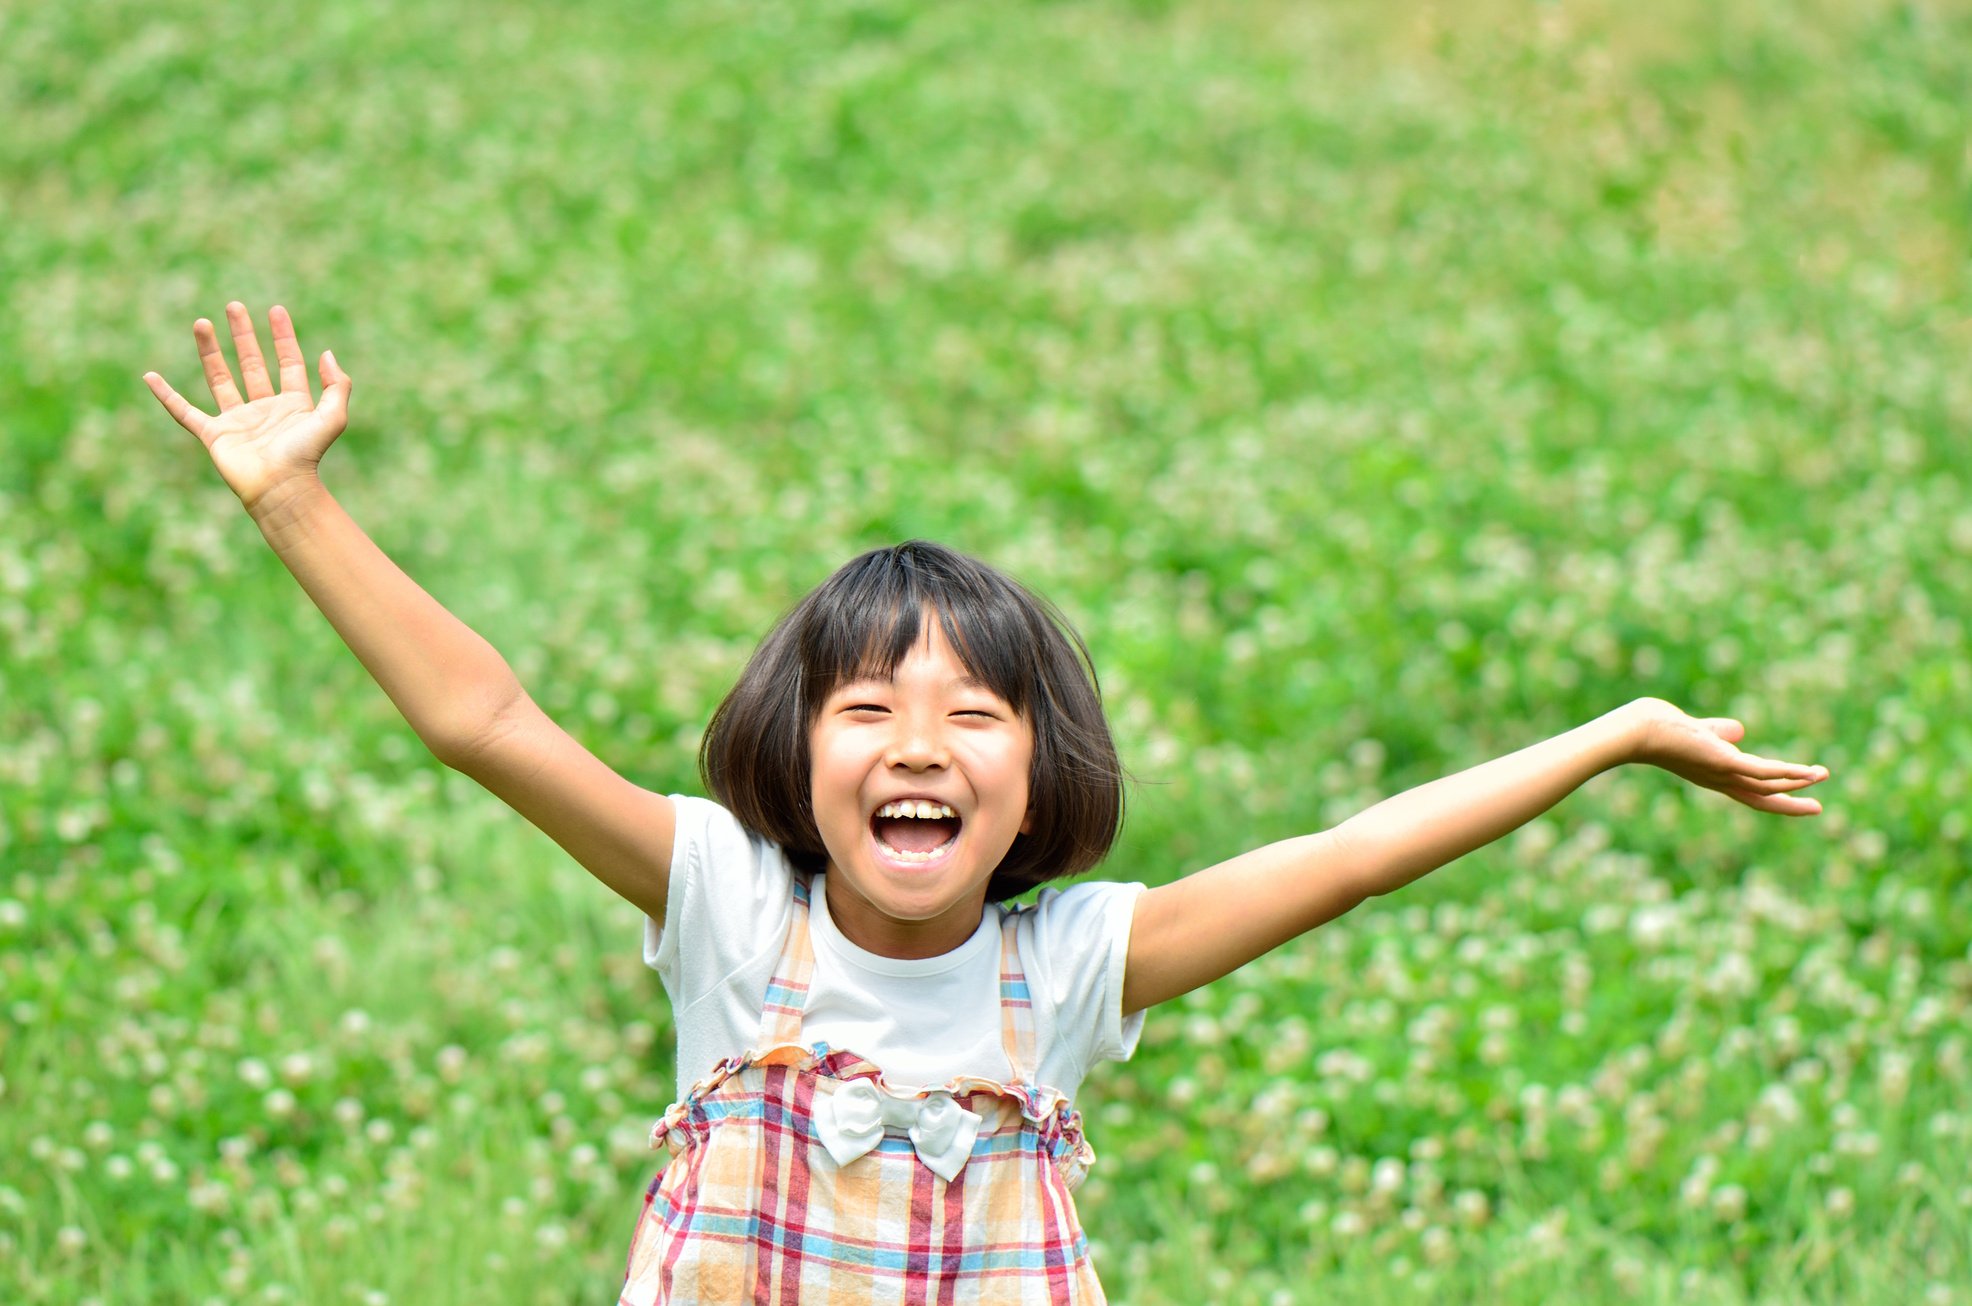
[870,799,962,864]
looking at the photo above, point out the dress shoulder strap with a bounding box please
[995,906,1038,1084]
[754,872,816,1047]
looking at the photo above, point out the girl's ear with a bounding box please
[1020,809,1034,835]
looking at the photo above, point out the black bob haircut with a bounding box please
[699,541,1124,903]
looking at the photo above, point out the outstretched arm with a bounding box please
[145,304,675,920]
[1120,698,1828,1012]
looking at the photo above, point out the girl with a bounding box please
[145,305,1830,1304]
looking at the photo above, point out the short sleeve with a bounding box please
[1023,880,1147,1083]
[641,795,794,1018]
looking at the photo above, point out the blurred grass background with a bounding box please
[3,0,1969,1301]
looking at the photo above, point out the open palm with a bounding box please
[1627,697,1829,816]
[144,302,353,516]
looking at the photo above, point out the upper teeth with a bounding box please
[877,800,955,820]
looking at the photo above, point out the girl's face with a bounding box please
[808,618,1034,959]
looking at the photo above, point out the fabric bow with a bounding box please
[814,1080,983,1182]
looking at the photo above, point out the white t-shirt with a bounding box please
[644,796,1147,1103]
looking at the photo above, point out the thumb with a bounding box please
[1706,717,1745,743]
[316,350,353,428]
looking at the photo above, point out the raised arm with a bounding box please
[1121,698,1829,1012]
[145,303,674,920]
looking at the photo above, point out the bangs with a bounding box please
[797,552,1035,719]
[701,539,1124,898]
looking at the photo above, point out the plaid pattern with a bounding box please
[620,876,1105,1305]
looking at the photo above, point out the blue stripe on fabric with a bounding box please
[762,981,808,1008]
[646,1205,1089,1274]
[683,1098,1041,1159]
[998,977,1031,1002]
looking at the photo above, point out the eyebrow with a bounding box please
[832,673,1000,695]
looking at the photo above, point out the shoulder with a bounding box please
[1007,878,1145,967]
[668,795,792,876]
[647,795,799,975]
[1007,879,1149,1075]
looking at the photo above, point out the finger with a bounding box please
[1731,772,1827,795]
[1705,717,1746,743]
[227,301,276,402]
[142,371,212,441]
[1726,787,1824,817]
[194,317,245,410]
[1726,751,1827,782]
[315,350,352,430]
[269,304,310,395]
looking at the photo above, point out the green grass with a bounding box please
[3,0,1969,1301]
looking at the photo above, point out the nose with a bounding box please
[885,714,950,772]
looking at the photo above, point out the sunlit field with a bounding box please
[4,0,1969,1301]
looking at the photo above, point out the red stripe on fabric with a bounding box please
[753,1065,788,1305]
[658,1139,712,1300]
[936,1165,965,1306]
[773,1067,817,1306]
[1034,1153,1074,1304]
[902,1159,935,1306]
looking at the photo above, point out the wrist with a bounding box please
[1599,697,1669,768]
[247,473,329,534]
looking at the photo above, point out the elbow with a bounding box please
[1325,820,1395,904]
[430,685,533,771]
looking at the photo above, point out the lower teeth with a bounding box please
[877,840,952,863]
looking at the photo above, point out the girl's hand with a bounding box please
[1624,697,1829,815]
[143,302,353,519]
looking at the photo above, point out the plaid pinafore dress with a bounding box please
[619,874,1106,1304]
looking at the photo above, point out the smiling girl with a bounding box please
[146,305,1830,1304]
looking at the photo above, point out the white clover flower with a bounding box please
[104,1155,133,1181]
[55,1225,87,1255]
[1330,1209,1367,1238]
[1825,1187,1855,1219]
[1453,1190,1490,1228]
[1526,1210,1567,1257]
[237,1059,273,1091]
[1710,1184,1748,1222]
[1878,1051,1913,1107]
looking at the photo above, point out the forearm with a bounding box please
[249,476,521,757]
[1334,703,1642,898]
